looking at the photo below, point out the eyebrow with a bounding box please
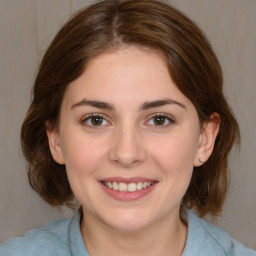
[140,99,186,111]
[71,99,115,110]
[71,98,186,111]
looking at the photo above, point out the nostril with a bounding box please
[111,158,142,168]
[108,133,146,167]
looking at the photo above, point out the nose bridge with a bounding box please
[109,120,146,168]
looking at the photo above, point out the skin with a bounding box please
[47,46,219,256]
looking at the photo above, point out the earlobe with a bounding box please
[46,123,65,165]
[194,113,220,167]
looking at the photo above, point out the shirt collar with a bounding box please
[67,207,220,256]
[68,208,89,256]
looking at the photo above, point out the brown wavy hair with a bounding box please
[21,0,240,216]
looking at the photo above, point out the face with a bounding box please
[48,46,210,232]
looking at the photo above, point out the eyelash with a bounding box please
[81,113,110,128]
[81,113,175,128]
[146,113,175,128]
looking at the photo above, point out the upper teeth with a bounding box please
[104,181,153,192]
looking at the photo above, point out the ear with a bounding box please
[194,113,220,167]
[46,122,65,165]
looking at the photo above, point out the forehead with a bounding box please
[62,46,192,109]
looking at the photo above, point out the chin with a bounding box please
[100,209,157,233]
[108,219,151,233]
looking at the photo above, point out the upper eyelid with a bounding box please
[146,113,175,121]
[82,113,109,121]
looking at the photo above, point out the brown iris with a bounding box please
[91,116,103,126]
[153,116,166,125]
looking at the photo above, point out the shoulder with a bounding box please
[199,215,256,256]
[183,209,256,256]
[0,218,71,256]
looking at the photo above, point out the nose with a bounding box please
[109,125,146,168]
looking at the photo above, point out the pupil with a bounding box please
[154,116,165,125]
[92,117,103,126]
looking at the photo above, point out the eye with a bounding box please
[82,114,110,128]
[146,114,174,127]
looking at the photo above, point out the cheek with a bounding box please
[147,129,199,194]
[152,133,198,169]
[60,134,109,205]
[60,134,107,177]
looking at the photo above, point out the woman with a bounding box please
[1,0,255,255]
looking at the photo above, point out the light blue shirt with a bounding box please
[1,209,255,255]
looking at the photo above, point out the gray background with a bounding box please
[0,0,255,249]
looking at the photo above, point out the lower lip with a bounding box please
[99,182,157,201]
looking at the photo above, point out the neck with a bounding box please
[80,208,187,256]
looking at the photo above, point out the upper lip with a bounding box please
[99,177,157,183]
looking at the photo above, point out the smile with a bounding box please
[102,181,154,192]
[99,177,157,201]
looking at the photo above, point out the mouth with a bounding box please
[101,181,154,192]
[99,178,157,201]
